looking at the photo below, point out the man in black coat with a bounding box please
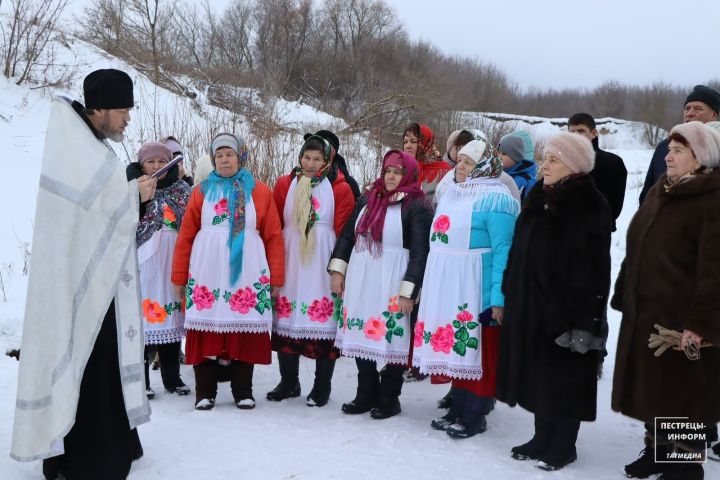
[639,84,720,204]
[568,113,627,232]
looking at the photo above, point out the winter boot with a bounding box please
[145,387,155,400]
[536,419,579,471]
[370,364,405,419]
[266,352,301,401]
[437,387,454,409]
[158,341,183,393]
[512,415,554,461]
[307,357,336,407]
[658,441,705,480]
[403,366,427,382]
[446,392,491,438]
[230,361,256,409]
[624,432,671,478]
[342,359,379,414]
[193,360,219,410]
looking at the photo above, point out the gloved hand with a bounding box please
[648,324,712,360]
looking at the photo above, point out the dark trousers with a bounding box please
[144,341,182,391]
[356,358,406,407]
[43,301,143,479]
[535,414,581,463]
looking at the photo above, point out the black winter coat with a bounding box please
[330,194,433,300]
[589,138,627,232]
[639,138,669,205]
[495,175,611,422]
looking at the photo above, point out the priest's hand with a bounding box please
[398,296,414,315]
[330,272,345,297]
[138,175,158,202]
[680,329,703,351]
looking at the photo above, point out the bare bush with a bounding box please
[1,0,71,85]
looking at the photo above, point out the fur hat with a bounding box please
[138,141,171,165]
[543,132,595,174]
[83,69,134,109]
[498,134,525,164]
[458,139,488,163]
[685,85,720,114]
[670,121,720,168]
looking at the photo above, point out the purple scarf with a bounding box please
[356,150,425,252]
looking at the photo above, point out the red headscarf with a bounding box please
[356,150,425,253]
[416,124,435,162]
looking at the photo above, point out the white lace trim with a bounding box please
[273,324,337,341]
[412,359,483,381]
[339,344,409,366]
[185,318,271,334]
[145,327,185,345]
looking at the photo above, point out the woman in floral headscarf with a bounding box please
[267,134,355,407]
[127,141,191,399]
[328,150,433,419]
[402,122,451,204]
[172,133,285,411]
[414,139,519,439]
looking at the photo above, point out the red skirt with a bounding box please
[452,326,499,397]
[185,330,271,365]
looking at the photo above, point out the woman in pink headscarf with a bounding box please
[328,150,433,419]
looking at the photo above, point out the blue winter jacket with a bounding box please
[505,160,537,201]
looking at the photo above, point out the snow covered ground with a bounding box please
[1,40,717,479]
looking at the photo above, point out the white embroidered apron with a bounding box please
[138,203,185,344]
[413,194,487,380]
[336,204,411,367]
[273,177,338,340]
[184,194,272,334]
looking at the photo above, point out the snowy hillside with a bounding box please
[2,37,716,480]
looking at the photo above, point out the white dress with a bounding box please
[184,194,272,334]
[335,204,411,367]
[273,177,339,340]
[413,189,488,380]
[138,202,185,344]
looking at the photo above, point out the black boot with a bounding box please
[446,392,491,438]
[266,352,301,401]
[342,358,379,414]
[370,364,405,419]
[659,463,704,480]
[432,387,466,430]
[536,419,579,471]
[230,361,256,409]
[158,341,185,393]
[512,415,554,461]
[193,360,219,410]
[437,387,454,409]
[624,432,671,478]
[307,357,336,407]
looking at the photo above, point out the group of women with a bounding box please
[131,119,720,478]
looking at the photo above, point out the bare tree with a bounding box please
[1,0,70,84]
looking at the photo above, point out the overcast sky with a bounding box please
[67,0,718,91]
[384,0,719,90]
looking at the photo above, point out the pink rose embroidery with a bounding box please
[433,215,450,234]
[274,295,292,319]
[342,307,348,331]
[456,309,473,322]
[307,297,334,323]
[214,198,229,216]
[414,321,425,348]
[311,196,320,210]
[388,296,399,313]
[259,274,270,285]
[192,285,215,311]
[229,287,257,314]
[364,316,387,342]
[430,324,455,354]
